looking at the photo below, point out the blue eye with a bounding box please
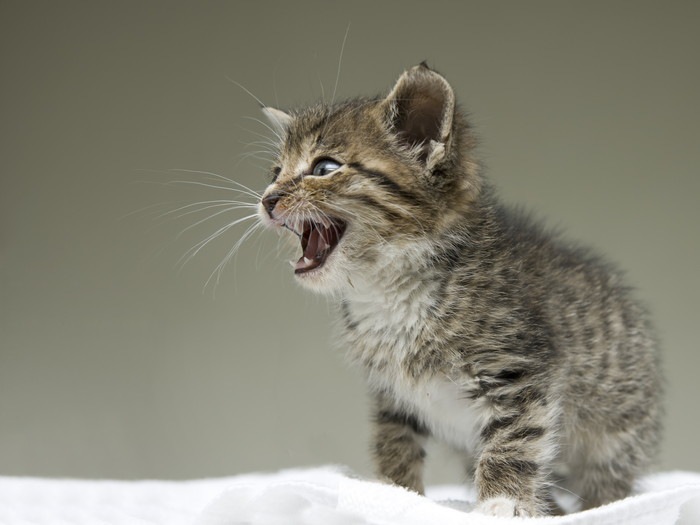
[311,158,342,176]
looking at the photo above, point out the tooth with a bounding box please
[304,257,313,265]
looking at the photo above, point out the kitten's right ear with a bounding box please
[262,106,293,137]
[382,63,455,170]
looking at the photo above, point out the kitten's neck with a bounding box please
[342,240,431,297]
[340,194,495,306]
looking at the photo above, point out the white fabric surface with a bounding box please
[1,467,699,525]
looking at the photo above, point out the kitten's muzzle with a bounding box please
[260,191,346,274]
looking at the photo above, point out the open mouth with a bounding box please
[292,219,346,274]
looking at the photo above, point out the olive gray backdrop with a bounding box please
[1,1,698,482]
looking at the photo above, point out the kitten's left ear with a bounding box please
[382,63,455,169]
[262,106,293,137]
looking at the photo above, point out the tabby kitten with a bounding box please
[257,64,662,517]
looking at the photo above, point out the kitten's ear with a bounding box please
[383,63,455,169]
[262,106,293,137]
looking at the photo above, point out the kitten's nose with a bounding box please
[262,192,281,218]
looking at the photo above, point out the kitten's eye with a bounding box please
[311,158,342,176]
[270,166,281,183]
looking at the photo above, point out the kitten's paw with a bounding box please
[475,497,532,518]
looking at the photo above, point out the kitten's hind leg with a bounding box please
[569,440,639,511]
[574,460,634,510]
[569,414,660,510]
[569,428,651,510]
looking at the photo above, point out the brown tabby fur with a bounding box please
[257,64,663,517]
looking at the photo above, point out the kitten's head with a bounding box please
[258,63,480,293]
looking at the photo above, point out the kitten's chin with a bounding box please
[292,252,347,294]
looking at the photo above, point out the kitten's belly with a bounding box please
[392,376,482,452]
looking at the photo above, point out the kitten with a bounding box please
[256,63,663,517]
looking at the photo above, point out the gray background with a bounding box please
[1,1,698,484]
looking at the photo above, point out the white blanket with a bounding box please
[1,467,699,524]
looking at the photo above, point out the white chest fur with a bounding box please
[342,300,486,451]
[343,266,484,453]
[390,375,483,452]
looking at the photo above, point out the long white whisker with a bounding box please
[239,155,275,166]
[237,125,283,149]
[176,213,258,270]
[178,208,257,239]
[238,150,276,162]
[331,23,351,107]
[205,220,264,293]
[118,201,173,221]
[244,140,279,151]
[167,179,261,200]
[241,116,284,144]
[226,77,267,108]
[549,482,583,502]
[272,58,282,109]
[158,200,257,221]
[167,169,263,198]
[318,72,326,103]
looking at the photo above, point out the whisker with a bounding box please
[176,213,258,270]
[238,153,276,166]
[167,201,257,224]
[237,125,283,150]
[238,150,276,161]
[166,169,263,198]
[241,116,284,144]
[330,22,351,107]
[243,140,280,152]
[205,220,265,293]
[239,132,280,155]
[226,77,267,109]
[166,179,261,200]
[157,200,257,221]
[175,206,258,238]
[118,201,174,221]
[272,55,283,109]
[549,482,583,502]
[318,71,326,103]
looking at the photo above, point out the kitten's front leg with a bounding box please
[371,395,428,495]
[474,406,557,517]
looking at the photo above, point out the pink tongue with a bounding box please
[295,225,330,272]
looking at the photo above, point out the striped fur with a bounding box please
[258,64,663,517]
